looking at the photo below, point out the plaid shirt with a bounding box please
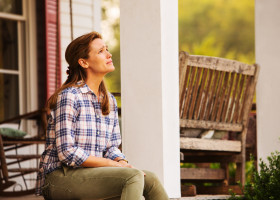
[36,82,125,195]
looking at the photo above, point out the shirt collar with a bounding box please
[78,82,92,94]
[77,81,105,98]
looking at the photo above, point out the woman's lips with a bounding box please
[107,60,113,64]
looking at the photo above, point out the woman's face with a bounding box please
[83,38,115,76]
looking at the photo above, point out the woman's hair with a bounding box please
[46,31,110,115]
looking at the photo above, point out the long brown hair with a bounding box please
[46,31,110,115]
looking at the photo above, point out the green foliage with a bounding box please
[228,161,255,184]
[180,163,196,168]
[229,151,280,200]
[179,0,255,64]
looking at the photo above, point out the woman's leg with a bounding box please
[142,170,169,200]
[42,166,145,200]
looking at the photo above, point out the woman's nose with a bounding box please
[107,51,112,58]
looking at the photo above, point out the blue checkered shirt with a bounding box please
[35,83,125,195]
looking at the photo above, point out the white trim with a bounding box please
[0,12,25,21]
[25,0,38,112]
[17,20,25,115]
[0,69,20,75]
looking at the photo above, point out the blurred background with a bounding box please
[103,0,255,105]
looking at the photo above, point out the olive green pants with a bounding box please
[42,165,169,200]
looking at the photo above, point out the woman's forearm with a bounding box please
[81,155,121,167]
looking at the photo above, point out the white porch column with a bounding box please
[120,0,180,198]
[255,0,280,161]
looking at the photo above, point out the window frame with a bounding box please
[0,0,38,120]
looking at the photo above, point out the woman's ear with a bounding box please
[78,58,88,69]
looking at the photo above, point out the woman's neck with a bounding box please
[86,74,103,96]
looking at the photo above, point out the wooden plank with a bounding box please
[211,71,226,121]
[188,68,202,119]
[8,168,38,173]
[194,68,208,120]
[232,75,245,123]
[188,55,255,75]
[227,73,241,122]
[179,52,190,113]
[181,185,197,197]
[182,67,196,118]
[181,168,225,180]
[239,65,259,186]
[3,140,45,145]
[0,135,9,182]
[180,119,243,132]
[241,65,259,123]
[180,66,191,116]
[205,70,219,120]
[181,155,242,163]
[180,138,241,152]
[181,151,241,157]
[199,69,213,120]
[6,155,41,159]
[221,72,235,122]
[238,76,251,123]
[216,72,230,122]
[196,185,243,195]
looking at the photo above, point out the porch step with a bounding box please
[181,168,225,180]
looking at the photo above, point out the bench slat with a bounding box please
[216,72,230,122]
[221,72,235,122]
[188,55,256,76]
[181,168,225,180]
[205,71,219,120]
[238,75,251,123]
[194,68,208,120]
[180,138,241,152]
[189,67,202,119]
[233,75,245,123]
[211,71,226,121]
[180,119,243,132]
[182,67,196,118]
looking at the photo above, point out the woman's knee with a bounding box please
[142,170,160,184]
[125,168,145,183]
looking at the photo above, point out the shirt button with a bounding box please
[96,147,99,151]
[96,115,100,119]
[97,130,100,135]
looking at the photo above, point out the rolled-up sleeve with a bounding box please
[55,90,89,166]
[104,96,125,160]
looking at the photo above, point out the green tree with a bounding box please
[179,0,255,64]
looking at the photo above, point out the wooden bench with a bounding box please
[179,52,259,196]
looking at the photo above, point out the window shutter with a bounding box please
[45,0,61,100]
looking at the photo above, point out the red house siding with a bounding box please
[45,0,61,100]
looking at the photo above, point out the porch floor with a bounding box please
[1,194,232,200]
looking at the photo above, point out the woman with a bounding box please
[36,31,169,200]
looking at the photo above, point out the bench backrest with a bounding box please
[179,52,259,132]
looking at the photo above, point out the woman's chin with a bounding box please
[106,65,115,73]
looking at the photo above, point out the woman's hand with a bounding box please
[116,161,145,176]
[117,160,133,168]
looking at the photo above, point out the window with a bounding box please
[0,0,32,121]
